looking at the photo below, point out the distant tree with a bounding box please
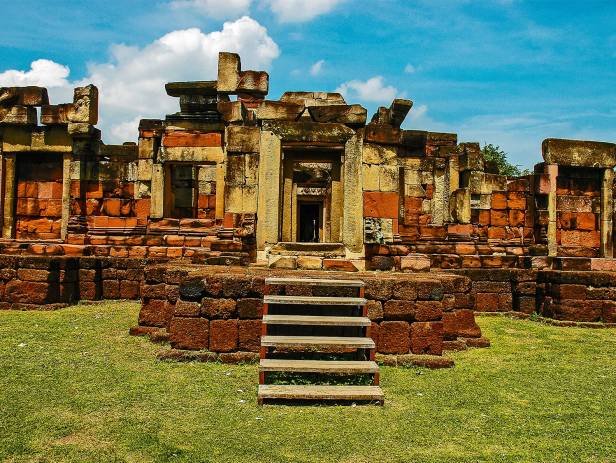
[481,144,530,177]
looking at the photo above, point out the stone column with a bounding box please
[215,161,225,219]
[150,164,164,218]
[546,163,558,257]
[256,130,282,250]
[2,153,16,239]
[600,167,614,258]
[432,159,446,226]
[60,152,72,240]
[342,132,364,254]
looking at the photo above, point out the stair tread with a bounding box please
[264,295,366,306]
[265,277,364,287]
[261,335,375,348]
[260,359,378,373]
[258,384,384,401]
[263,314,371,326]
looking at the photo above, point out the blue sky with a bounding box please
[1,0,615,168]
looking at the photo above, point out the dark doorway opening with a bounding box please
[298,202,321,243]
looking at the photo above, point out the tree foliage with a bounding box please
[481,144,530,177]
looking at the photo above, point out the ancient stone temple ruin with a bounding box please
[1,52,615,401]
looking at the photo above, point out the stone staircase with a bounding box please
[257,277,384,405]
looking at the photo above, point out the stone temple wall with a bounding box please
[1,52,616,329]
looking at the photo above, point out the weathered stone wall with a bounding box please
[0,255,158,310]
[133,265,485,357]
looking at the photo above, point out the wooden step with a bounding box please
[260,359,378,374]
[265,277,364,288]
[261,335,375,349]
[263,314,371,327]
[264,295,366,306]
[258,385,384,403]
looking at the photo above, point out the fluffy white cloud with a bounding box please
[0,17,279,144]
[336,76,401,103]
[264,0,345,23]
[309,60,325,76]
[170,0,252,19]
[0,59,70,87]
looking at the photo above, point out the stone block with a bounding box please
[169,317,209,350]
[174,300,201,317]
[414,301,443,321]
[400,254,431,272]
[542,138,616,168]
[410,321,443,355]
[442,309,481,340]
[70,85,98,124]
[201,297,237,319]
[209,319,238,352]
[238,319,261,352]
[217,52,241,93]
[237,298,263,319]
[238,70,269,95]
[366,300,383,321]
[226,126,260,153]
[296,256,323,270]
[377,321,411,354]
[256,101,303,121]
[363,191,399,219]
[217,100,247,124]
[308,104,367,125]
[0,86,49,106]
[138,299,174,327]
[0,105,37,124]
[383,299,415,321]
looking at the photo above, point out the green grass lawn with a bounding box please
[1,302,615,463]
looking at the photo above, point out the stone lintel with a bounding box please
[0,86,49,107]
[262,120,355,143]
[542,138,616,168]
[159,146,224,163]
[166,81,217,97]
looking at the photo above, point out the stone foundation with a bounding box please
[131,264,487,361]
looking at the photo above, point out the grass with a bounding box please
[1,302,615,463]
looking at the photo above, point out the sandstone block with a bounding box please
[0,105,37,124]
[217,52,241,92]
[0,86,49,106]
[542,138,616,168]
[308,104,367,125]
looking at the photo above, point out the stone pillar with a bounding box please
[432,159,446,226]
[342,132,364,254]
[546,163,558,257]
[60,152,72,240]
[600,168,614,258]
[2,153,16,239]
[150,164,164,218]
[256,130,282,250]
[215,161,225,219]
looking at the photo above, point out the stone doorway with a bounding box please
[164,164,196,219]
[280,151,342,244]
[298,200,322,242]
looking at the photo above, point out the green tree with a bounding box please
[481,144,530,177]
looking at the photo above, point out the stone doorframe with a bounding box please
[256,121,364,259]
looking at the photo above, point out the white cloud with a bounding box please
[336,76,401,103]
[404,63,416,74]
[310,59,325,76]
[0,17,279,144]
[170,0,252,19]
[0,59,70,87]
[264,0,345,23]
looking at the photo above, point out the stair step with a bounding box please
[263,314,371,326]
[261,335,375,349]
[264,295,366,306]
[265,277,364,288]
[258,385,384,403]
[260,359,378,374]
